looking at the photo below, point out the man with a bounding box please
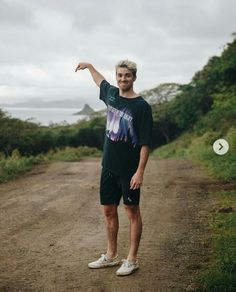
[75,60,153,276]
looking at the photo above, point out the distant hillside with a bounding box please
[74,104,95,116]
[140,83,182,105]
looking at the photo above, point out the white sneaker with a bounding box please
[88,254,120,269]
[116,259,139,276]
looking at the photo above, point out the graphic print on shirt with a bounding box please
[106,105,138,146]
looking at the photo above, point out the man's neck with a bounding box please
[119,89,139,98]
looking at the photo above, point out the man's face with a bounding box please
[116,67,136,92]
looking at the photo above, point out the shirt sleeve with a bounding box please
[137,104,153,147]
[99,80,112,105]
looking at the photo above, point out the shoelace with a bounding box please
[99,254,118,262]
[121,259,135,268]
[98,254,107,263]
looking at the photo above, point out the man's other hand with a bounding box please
[75,63,91,72]
[130,171,143,190]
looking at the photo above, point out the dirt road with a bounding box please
[0,157,215,291]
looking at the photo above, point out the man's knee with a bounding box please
[124,205,140,220]
[103,205,118,218]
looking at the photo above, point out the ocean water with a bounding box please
[2,107,88,126]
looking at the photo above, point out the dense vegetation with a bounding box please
[152,35,236,147]
[0,110,106,156]
[153,35,236,183]
[0,112,105,182]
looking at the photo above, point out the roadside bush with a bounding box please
[0,152,39,183]
[46,146,102,162]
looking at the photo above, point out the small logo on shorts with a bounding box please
[127,197,132,202]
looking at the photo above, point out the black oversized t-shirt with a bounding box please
[100,80,153,178]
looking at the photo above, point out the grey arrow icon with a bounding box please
[213,139,229,155]
[219,143,223,150]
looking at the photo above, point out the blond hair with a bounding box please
[115,59,137,77]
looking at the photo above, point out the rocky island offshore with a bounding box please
[74,104,95,116]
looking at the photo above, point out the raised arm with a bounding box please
[75,63,105,87]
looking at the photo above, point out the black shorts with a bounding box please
[100,168,140,205]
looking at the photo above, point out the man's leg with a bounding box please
[103,204,119,258]
[88,204,120,268]
[124,205,142,261]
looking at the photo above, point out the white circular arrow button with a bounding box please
[213,139,229,155]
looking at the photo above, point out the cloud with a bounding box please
[0,0,34,27]
[0,0,236,108]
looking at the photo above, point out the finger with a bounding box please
[134,183,141,190]
[132,182,139,190]
[130,178,133,188]
[75,64,81,72]
[130,180,135,189]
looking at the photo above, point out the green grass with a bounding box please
[45,146,102,161]
[197,190,236,292]
[0,149,40,183]
[0,146,102,183]
[153,127,236,181]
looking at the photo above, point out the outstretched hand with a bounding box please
[75,63,90,72]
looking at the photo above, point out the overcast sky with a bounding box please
[0,0,236,109]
